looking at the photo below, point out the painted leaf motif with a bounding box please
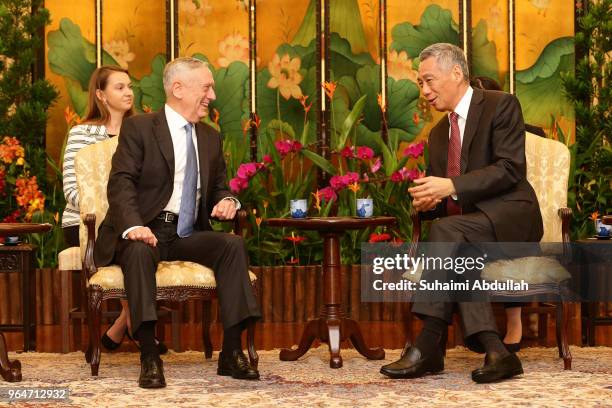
[390,4,459,58]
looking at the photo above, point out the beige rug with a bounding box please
[3,347,611,407]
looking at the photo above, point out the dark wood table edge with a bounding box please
[0,223,52,382]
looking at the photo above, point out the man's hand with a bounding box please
[412,197,441,212]
[408,176,455,212]
[127,226,158,247]
[211,198,237,220]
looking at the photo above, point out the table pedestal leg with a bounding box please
[0,332,21,382]
[279,232,385,368]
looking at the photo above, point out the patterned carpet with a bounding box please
[3,346,611,407]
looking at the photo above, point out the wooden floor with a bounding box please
[4,321,611,353]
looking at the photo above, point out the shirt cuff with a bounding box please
[450,194,458,201]
[221,197,241,210]
[122,225,142,239]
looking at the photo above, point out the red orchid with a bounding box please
[356,146,374,160]
[285,234,307,244]
[403,142,425,159]
[368,232,392,243]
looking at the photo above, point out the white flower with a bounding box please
[181,0,213,27]
[104,39,135,69]
[217,33,249,67]
[387,50,418,83]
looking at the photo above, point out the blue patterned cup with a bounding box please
[356,198,373,218]
[596,219,611,237]
[290,199,308,218]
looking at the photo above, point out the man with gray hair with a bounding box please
[380,43,542,382]
[94,57,261,388]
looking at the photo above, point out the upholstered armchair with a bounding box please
[405,132,573,369]
[74,137,258,376]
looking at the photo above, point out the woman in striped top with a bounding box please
[62,65,165,353]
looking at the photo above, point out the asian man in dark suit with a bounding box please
[380,43,543,383]
[94,57,261,388]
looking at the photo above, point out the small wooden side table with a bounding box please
[266,216,396,368]
[0,223,52,382]
[577,238,612,346]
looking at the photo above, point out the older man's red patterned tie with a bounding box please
[446,112,462,216]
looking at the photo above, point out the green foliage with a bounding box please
[0,0,61,267]
[561,0,612,238]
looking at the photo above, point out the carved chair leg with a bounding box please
[88,288,103,376]
[556,302,572,370]
[202,300,213,359]
[246,319,259,369]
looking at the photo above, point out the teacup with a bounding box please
[290,199,308,218]
[596,219,611,237]
[4,236,20,245]
[356,198,373,218]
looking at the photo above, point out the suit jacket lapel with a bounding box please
[461,88,484,173]
[195,122,210,205]
[153,111,175,176]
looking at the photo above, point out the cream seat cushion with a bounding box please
[58,246,81,270]
[401,256,570,285]
[89,260,257,291]
[481,256,570,284]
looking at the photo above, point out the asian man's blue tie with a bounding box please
[177,123,197,238]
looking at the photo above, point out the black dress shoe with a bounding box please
[471,352,523,383]
[380,346,444,379]
[126,332,169,355]
[138,355,166,389]
[217,350,260,380]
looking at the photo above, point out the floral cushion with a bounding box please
[58,246,81,270]
[74,137,119,260]
[525,132,570,243]
[88,260,258,291]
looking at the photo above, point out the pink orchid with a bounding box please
[370,157,382,173]
[274,140,293,156]
[236,162,259,179]
[292,141,303,152]
[263,154,273,164]
[319,186,337,202]
[403,141,425,159]
[362,172,369,182]
[356,146,374,160]
[330,175,348,190]
[345,172,359,184]
[341,146,355,158]
[229,177,249,193]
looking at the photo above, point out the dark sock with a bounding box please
[222,323,243,354]
[414,317,447,356]
[476,331,510,357]
[134,321,159,361]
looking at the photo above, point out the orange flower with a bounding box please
[212,108,220,125]
[142,105,153,113]
[590,211,599,221]
[285,232,307,244]
[311,190,321,211]
[287,256,299,265]
[64,106,81,125]
[242,119,251,136]
[377,93,386,113]
[299,95,312,114]
[262,200,269,209]
[412,112,420,126]
[0,137,24,164]
[347,182,360,194]
[252,114,261,129]
[255,217,262,227]
[322,81,337,99]
[14,174,45,220]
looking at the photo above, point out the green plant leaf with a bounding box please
[301,149,338,175]
[387,77,423,139]
[338,94,367,150]
[65,78,88,117]
[390,4,459,58]
[208,61,250,142]
[267,119,296,139]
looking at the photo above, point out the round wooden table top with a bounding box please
[0,223,53,237]
[265,216,396,232]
